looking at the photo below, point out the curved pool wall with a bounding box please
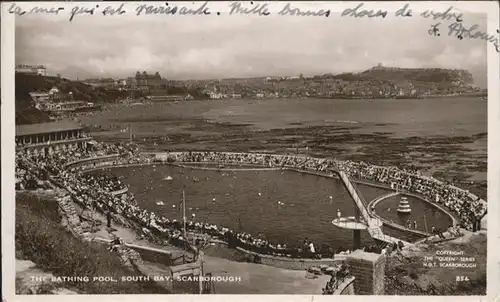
[366,193,456,242]
[66,151,472,242]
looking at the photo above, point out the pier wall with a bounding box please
[347,250,385,295]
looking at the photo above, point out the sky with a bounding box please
[15,4,488,86]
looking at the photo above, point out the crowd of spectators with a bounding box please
[15,146,486,261]
[163,151,486,231]
[342,160,485,231]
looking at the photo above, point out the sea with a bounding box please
[81,97,487,138]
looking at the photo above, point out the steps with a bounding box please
[58,196,85,237]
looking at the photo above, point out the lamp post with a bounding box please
[192,213,196,247]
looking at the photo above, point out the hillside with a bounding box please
[17,73,131,103]
[15,73,132,125]
[332,66,474,85]
[16,192,171,294]
[15,74,51,125]
[15,74,212,125]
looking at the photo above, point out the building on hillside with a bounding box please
[16,121,92,157]
[134,71,167,90]
[15,64,47,76]
[47,86,63,101]
[49,87,59,95]
[29,92,51,103]
[41,101,89,112]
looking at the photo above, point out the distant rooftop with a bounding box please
[16,121,82,137]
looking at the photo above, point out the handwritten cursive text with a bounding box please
[395,4,412,17]
[69,5,99,22]
[136,2,211,16]
[278,3,330,17]
[229,2,270,16]
[341,3,388,19]
[102,3,126,16]
[8,3,64,16]
[421,6,463,22]
[448,22,499,52]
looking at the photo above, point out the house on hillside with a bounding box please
[49,86,59,95]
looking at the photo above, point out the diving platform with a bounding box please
[332,217,368,230]
[336,170,412,246]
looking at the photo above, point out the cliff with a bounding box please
[339,66,474,85]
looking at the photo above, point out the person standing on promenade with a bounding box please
[309,241,316,254]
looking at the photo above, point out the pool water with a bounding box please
[106,164,452,249]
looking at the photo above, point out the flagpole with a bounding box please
[183,190,187,250]
[423,212,429,234]
[129,123,132,144]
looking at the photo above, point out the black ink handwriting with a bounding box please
[70,5,98,22]
[8,3,26,15]
[428,23,441,36]
[136,3,177,15]
[395,4,412,17]
[178,2,211,15]
[341,3,388,19]
[421,6,463,23]
[278,3,330,17]
[136,2,211,16]
[8,3,65,16]
[102,3,126,16]
[229,1,270,16]
[30,6,64,15]
[448,22,500,52]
